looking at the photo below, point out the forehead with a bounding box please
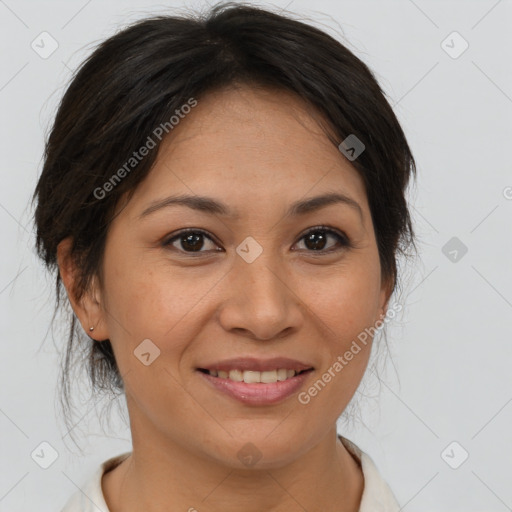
[121,85,369,221]
[160,85,343,168]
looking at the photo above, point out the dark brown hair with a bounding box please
[32,1,417,438]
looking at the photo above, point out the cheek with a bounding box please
[298,284,375,423]
[101,248,224,368]
[301,260,382,342]
[100,257,199,411]
[102,250,181,335]
[295,258,381,407]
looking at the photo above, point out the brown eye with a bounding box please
[163,229,220,254]
[295,227,350,253]
[163,226,350,257]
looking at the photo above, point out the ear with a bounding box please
[377,273,394,322]
[56,237,109,341]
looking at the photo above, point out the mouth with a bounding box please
[197,367,313,383]
[195,366,314,405]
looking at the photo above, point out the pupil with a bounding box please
[305,231,326,250]
[178,231,329,252]
[182,233,203,251]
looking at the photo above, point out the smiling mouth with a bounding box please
[197,368,313,384]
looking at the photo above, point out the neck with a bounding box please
[103,425,363,512]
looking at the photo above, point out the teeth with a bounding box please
[243,371,260,383]
[207,368,302,383]
[229,369,243,382]
[277,369,288,381]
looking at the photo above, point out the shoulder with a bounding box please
[339,435,401,512]
[60,452,131,512]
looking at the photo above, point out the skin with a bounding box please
[58,85,392,512]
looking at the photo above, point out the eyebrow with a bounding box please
[139,192,363,222]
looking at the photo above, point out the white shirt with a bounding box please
[61,436,400,511]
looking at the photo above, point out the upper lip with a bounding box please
[197,357,314,373]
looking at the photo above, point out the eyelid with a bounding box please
[162,225,351,255]
[163,228,221,253]
[295,225,351,251]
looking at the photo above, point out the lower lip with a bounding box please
[197,370,314,405]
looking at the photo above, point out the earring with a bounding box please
[89,326,94,331]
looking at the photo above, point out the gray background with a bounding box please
[1,0,511,510]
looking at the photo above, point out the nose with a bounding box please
[217,250,304,341]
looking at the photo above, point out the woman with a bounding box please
[33,2,417,510]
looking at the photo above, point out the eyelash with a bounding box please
[162,225,351,256]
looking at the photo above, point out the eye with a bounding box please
[163,229,221,255]
[162,225,351,256]
[293,226,350,253]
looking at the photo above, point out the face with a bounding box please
[63,85,391,468]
